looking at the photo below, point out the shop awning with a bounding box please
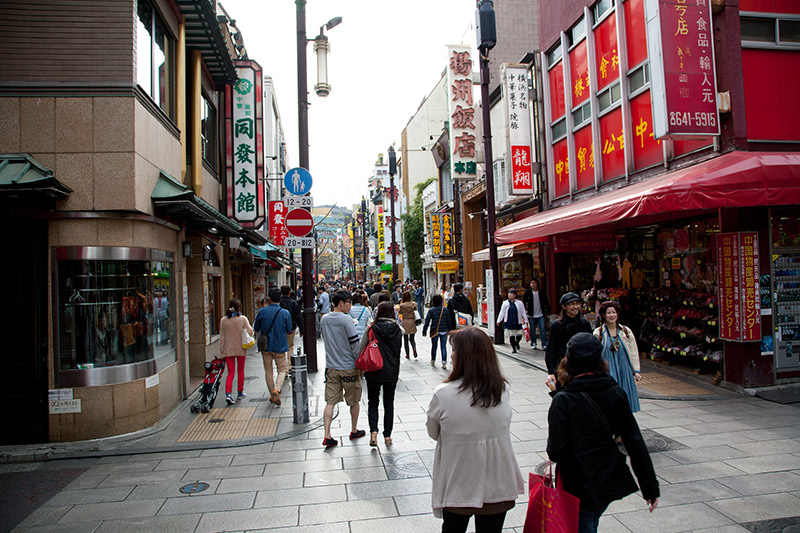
[151,170,243,237]
[435,259,460,273]
[247,244,269,260]
[0,154,71,200]
[175,0,237,85]
[471,243,526,262]
[496,151,800,244]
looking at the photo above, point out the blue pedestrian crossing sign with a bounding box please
[284,167,313,196]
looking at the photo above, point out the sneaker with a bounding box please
[405,354,410,359]
[542,344,548,351]
[237,391,247,400]
[430,360,436,366]
[442,363,447,370]
[349,429,366,440]
[225,393,234,405]
[322,437,338,448]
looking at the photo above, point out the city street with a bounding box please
[4,333,800,532]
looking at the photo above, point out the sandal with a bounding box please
[369,432,378,446]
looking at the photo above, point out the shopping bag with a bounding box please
[242,327,256,350]
[355,328,384,372]
[522,321,531,342]
[456,311,473,328]
[414,309,423,326]
[523,468,579,533]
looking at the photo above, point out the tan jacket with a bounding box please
[593,324,640,372]
[398,301,418,335]
[219,314,254,357]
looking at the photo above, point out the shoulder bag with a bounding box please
[241,317,256,350]
[414,309,423,325]
[356,327,384,372]
[431,307,445,338]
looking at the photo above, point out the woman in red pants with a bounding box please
[219,299,254,405]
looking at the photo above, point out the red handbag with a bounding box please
[355,328,384,372]
[523,465,580,533]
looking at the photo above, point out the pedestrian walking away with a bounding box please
[414,281,425,317]
[348,290,373,338]
[447,282,474,328]
[496,289,527,353]
[423,294,454,370]
[427,327,525,532]
[359,301,402,447]
[547,333,659,532]
[320,290,366,447]
[253,288,293,405]
[218,299,254,405]
[593,300,642,413]
[523,278,550,350]
[399,291,419,359]
[545,292,591,390]
[279,285,303,356]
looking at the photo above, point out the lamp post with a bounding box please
[361,196,368,281]
[295,1,342,372]
[388,146,398,283]
[476,0,503,345]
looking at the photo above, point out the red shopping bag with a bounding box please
[522,321,531,342]
[522,467,579,533]
[355,328,384,372]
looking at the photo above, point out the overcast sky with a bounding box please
[223,0,477,210]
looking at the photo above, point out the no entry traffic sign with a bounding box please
[285,208,314,237]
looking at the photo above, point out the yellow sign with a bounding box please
[377,207,385,262]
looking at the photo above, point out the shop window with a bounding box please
[572,101,592,129]
[741,15,800,47]
[597,82,621,113]
[201,95,217,171]
[552,117,567,141]
[136,0,175,117]
[628,63,650,96]
[593,0,615,24]
[741,16,776,42]
[440,165,454,204]
[546,42,563,67]
[779,19,800,43]
[493,159,508,205]
[55,248,175,372]
[206,275,221,338]
[568,17,586,48]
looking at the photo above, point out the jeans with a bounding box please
[416,300,424,317]
[431,333,448,363]
[367,380,397,436]
[578,503,608,533]
[441,509,507,533]
[403,333,417,356]
[528,315,547,346]
[224,355,246,394]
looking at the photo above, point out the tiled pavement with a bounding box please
[4,332,800,532]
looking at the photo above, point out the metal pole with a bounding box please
[361,197,367,282]
[389,173,397,282]
[296,0,318,372]
[479,47,503,345]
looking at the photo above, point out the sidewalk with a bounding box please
[4,329,800,532]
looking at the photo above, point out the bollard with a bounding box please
[291,346,310,424]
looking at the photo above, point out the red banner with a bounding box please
[594,14,619,92]
[599,108,624,181]
[553,232,618,253]
[625,0,648,69]
[268,200,287,246]
[552,139,570,197]
[548,62,566,120]
[574,125,594,190]
[569,40,589,107]
[630,91,663,169]
[739,232,761,342]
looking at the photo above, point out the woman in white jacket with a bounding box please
[426,327,524,532]
[496,289,528,353]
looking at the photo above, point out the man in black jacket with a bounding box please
[545,292,591,389]
[280,285,303,356]
[446,283,474,328]
[522,278,551,350]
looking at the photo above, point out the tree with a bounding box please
[402,177,436,280]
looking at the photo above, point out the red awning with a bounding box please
[496,151,800,244]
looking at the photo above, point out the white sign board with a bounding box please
[502,64,535,196]
[145,374,160,389]
[486,269,495,337]
[50,399,82,414]
[285,196,313,208]
[284,236,315,249]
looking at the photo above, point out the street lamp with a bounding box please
[313,16,342,97]
[295,1,342,372]
[476,0,503,345]
[388,145,398,283]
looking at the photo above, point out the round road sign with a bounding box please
[285,208,314,237]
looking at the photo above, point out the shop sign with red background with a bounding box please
[645,0,720,138]
[594,14,619,92]
[599,108,625,181]
[718,232,761,342]
[548,62,566,121]
[574,125,595,190]
[552,231,618,253]
[268,200,287,246]
[630,92,663,169]
[570,40,590,107]
[552,139,570,197]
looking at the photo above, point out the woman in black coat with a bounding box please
[358,301,403,447]
[547,333,659,533]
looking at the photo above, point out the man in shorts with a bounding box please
[320,290,366,447]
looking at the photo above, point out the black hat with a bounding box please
[560,292,581,306]
[566,333,603,372]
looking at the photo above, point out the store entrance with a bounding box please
[0,220,49,443]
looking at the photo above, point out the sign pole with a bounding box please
[296,0,317,372]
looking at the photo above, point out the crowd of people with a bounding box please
[215,277,658,533]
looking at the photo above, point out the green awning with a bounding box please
[0,154,71,199]
[380,264,394,271]
[151,170,243,237]
[175,0,237,85]
[248,244,269,260]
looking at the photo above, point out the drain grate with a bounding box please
[179,482,210,494]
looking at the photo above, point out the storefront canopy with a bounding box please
[0,154,71,200]
[471,243,537,262]
[496,151,800,244]
[435,259,460,273]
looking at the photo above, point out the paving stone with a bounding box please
[154,455,233,471]
[706,493,800,523]
[254,484,347,508]
[44,485,134,506]
[247,523,350,533]
[663,445,751,464]
[157,491,255,515]
[15,521,103,532]
[716,471,800,496]
[181,464,264,481]
[730,439,800,456]
[347,476,432,500]
[82,461,160,475]
[723,453,800,475]
[217,472,304,493]
[126,479,221,500]
[300,497,398,525]
[63,473,108,490]
[57,499,164,523]
[97,469,186,487]
[347,512,442,532]
[230,450,307,466]
[94,514,201,532]
[656,479,743,506]
[304,466,388,487]
[14,505,71,528]
[195,506,298,532]
[613,502,734,532]
[341,453,384,470]
[393,493,431,516]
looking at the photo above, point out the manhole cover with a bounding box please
[741,516,800,532]
[641,428,688,453]
[179,482,210,494]
[208,418,225,424]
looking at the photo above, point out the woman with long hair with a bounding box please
[547,333,659,532]
[594,300,642,412]
[399,290,418,359]
[423,294,454,370]
[358,301,402,447]
[219,299,254,405]
[426,327,524,532]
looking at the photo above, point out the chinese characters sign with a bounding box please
[268,200,287,246]
[718,232,761,342]
[225,60,265,227]
[447,46,477,179]
[645,0,720,137]
[552,232,618,253]
[502,65,535,196]
[377,207,385,263]
[431,213,441,256]
[441,213,453,255]
[595,14,619,92]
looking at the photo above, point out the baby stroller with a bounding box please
[190,358,225,413]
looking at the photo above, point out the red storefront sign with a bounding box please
[549,61,566,120]
[718,232,760,342]
[570,40,590,107]
[553,232,617,253]
[574,125,594,190]
[552,139,570,197]
[268,200,287,246]
[630,91,663,170]
[625,0,649,69]
[594,14,619,92]
[599,108,624,181]
[646,0,721,138]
